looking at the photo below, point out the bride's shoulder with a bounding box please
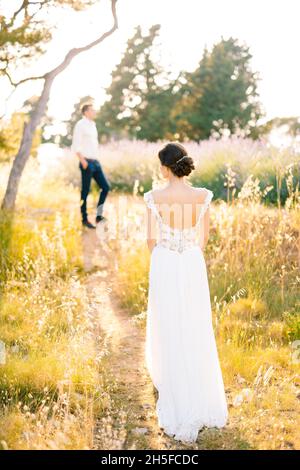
[143,188,161,205]
[144,187,165,202]
[192,186,214,203]
[151,187,165,198]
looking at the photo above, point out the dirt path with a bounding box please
[80,224,202,450]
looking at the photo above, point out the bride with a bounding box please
[143,142,228,443]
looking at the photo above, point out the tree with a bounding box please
[258,116,300,138]
[96,24,180,141]
[1,0,118,211]
[174,37,263,140]
[135,85,181,141]
[0,111,41,163]
[0,0,96,87]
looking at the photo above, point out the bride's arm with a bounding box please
[200,206,210,250]
[145,206,157,253]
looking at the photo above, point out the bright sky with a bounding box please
[1,0,300,131]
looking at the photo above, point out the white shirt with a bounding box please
[71,116,99,159]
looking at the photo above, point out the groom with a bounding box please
[71,103,111,229]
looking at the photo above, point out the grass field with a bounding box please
[113,190,300,449]
[0,138,299,449]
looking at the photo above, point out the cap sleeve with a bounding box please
[143,190,151,207]
[203,189,213,212]
[143,190,161,220]
[196,188,213,226]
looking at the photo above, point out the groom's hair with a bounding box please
[81,104,92,115]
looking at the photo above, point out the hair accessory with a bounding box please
[176,155,187,164]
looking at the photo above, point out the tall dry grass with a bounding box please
[0,136,299,449]
[109,166,300,450]
[0,184,110,449]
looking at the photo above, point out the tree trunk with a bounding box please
[1,77,53,210]
[1,0,118,211]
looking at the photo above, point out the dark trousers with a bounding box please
[80,158,111,222]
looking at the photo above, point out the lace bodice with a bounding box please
[143,188,213,253]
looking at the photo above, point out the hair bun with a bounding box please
[158,142,195,178]
[171,155,195,177]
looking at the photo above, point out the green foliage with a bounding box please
[0,112,41,163]
[283,310,300,342]
[95,33,262,142]
[174,37,263,140]
[96,25,180,141]
[258,116,300,138]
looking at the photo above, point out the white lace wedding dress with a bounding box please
[143,188,228,443]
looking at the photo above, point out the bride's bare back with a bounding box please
[151,184,210,231]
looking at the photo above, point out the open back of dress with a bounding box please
[143,188,213,253]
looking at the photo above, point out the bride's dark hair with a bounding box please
[158,142,195,177]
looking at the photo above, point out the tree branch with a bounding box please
[7,1,27,27]
[3,0,118,87]
[1,0,119,211]
[46,0,118,79]
[3,70,46,87]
